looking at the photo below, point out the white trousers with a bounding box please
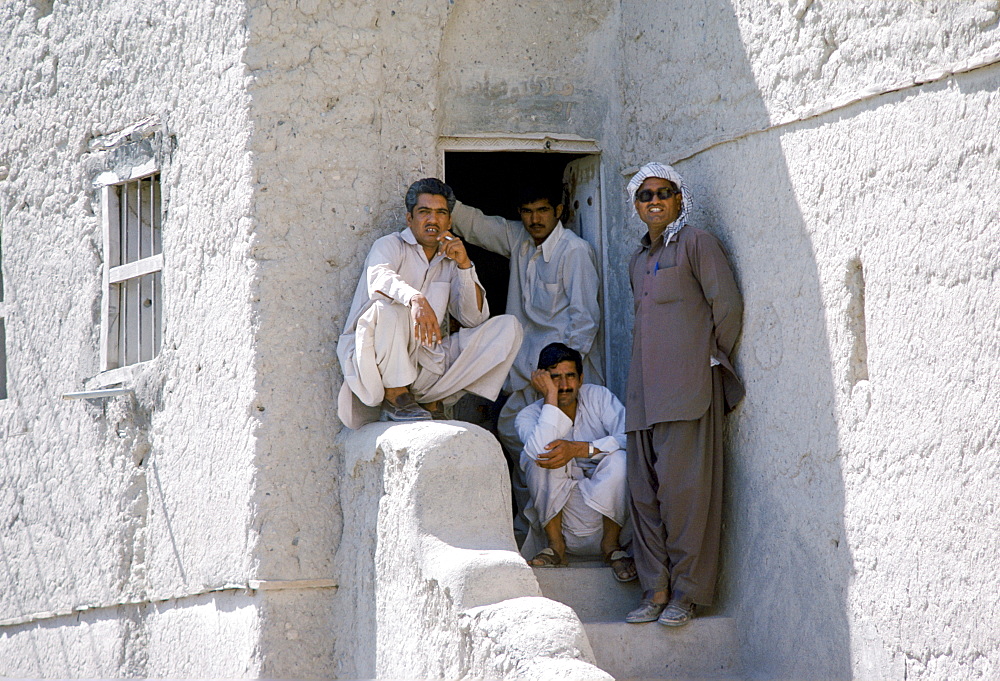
[338,300,522,428]
[520,450,629,558]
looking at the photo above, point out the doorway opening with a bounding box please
[442,149,604,321]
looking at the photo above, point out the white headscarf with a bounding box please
[626,161,692,241]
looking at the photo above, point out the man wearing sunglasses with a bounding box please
[623,162,744,627]
[450,184,602,532]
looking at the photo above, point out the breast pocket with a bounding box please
[531,281,562,314]
[424,281,451,322]
[650,266,684,304]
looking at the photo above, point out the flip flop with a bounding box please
[605,549,638,583]
[528,547,568,567]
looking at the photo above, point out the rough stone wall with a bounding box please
[336,421,611,681]
[617,1,1000,679]
[0,1,262,676]
[240,0,459,674]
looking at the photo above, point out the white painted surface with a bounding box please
[0,0,262,675]
[1,0,997,678]
[335,421,611,681]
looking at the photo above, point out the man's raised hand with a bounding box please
[536,439,588,469]
[437,230,472,269]
[530,369,559,404]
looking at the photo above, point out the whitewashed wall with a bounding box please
[617,1,1000,679]
[0,1,262,676]
[2,0,997,678]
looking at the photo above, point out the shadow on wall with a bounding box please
[617,1,853,678]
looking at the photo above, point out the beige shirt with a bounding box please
[340,226,489,338]
[451,202,602,391]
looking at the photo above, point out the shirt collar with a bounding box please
[401,227,444,264]
[537,221,566,262]
[640,223,683,250]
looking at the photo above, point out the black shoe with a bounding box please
[382,392,432,422]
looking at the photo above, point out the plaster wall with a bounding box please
[239,1,462,673]
[335,421,611,681]
[616,1,1000,679]
[0,1,262,675]
[2,0,998,678]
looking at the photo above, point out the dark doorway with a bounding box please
[444,151,587,317]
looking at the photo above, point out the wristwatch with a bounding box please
[587,443,596,458]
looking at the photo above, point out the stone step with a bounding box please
[534,563,742,680]
[583,618,742,681]
[532,561,642,622]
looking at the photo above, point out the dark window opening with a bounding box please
[444,151,586,317]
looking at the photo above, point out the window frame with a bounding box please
[97,168,164,383]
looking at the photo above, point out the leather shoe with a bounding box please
[625,599,666,623]
[382,392,432,422]
[657,601,695,627]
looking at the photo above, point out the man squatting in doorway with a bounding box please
[337,177,522,428]
[450,186,602,529]
[515,342,636,582]
[623,162,744,627]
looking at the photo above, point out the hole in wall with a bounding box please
[33,0,54,18]
[845,257,868,385]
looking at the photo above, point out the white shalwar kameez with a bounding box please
[337,227,522,429]
[515,384,628,558]
[450,203,602,452]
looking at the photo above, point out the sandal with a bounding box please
[528,547,568,567]
[605,549,638,583]
[658,601,696,627]
[625,599,666,623]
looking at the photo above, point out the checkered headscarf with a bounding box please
[626,161,692,241]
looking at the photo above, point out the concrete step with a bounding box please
[534,562,742,680]
[583,617,742,681]
[532,560,642,622]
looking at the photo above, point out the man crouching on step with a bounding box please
[515,342,636,582]
[337,177,523,428]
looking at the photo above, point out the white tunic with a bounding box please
[337,227,522,428]
[515,384,628,556]
[450,202,603,392]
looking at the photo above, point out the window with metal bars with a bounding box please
[100,173,162,371]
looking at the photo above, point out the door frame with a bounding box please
[438,134,611,387]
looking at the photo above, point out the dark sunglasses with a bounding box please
[635,187,680,203]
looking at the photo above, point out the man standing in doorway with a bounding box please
[623,162,744,627]
[451,186,602,527]
[337,177,522,429]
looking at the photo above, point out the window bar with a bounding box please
[149,176,155,257]
[148,177,152,258]
[131,277,140,365]
[152,175,162,256]
[133,179,141,263]
[117,282,126,368]
[139,273,150,362]
[154,271,162,356]
[139,178,150,261]
[118,184,126,268]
